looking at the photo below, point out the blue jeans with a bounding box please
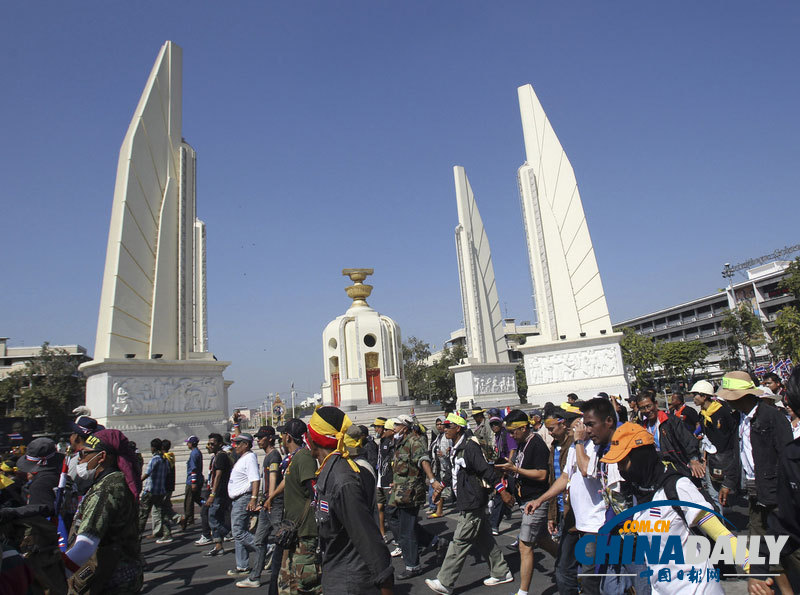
[555,525,579,595]
[396,506,435,570]
[231,495,257,570]
[249,503,283,582]
[208,496,230,543]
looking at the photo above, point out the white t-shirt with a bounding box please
[633,477,724,595]
[227,450,261,498]
[564,441,606,532]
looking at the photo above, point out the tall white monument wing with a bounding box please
[517,84,612,342]
[454,166,509,364]
[94,41,206,360]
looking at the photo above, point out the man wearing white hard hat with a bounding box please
[690,380,737,513]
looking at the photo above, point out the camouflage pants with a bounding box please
[278,537,320,595]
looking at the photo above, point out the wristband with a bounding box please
[209,493,216,497]
[250,496,257,500]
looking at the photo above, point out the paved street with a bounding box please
[142,503,752,594]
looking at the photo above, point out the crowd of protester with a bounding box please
[2,366,800,594]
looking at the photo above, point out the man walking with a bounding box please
[391,414,443,580]
[236,426,282,588]
[139,438,172,543]
[637,391,705,480]
[690,380,738,513]
[717,370,793,592]
[308,407,394,595]
[496,410,555,595]
[425,413,513,594]
[203,433,232,558]
[266,419,321,595]
[226,434,261,577]
[181,436,204,528]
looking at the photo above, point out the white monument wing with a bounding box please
[517,84,612,342]
[454,166,509,363]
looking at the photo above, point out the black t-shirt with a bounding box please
[263,449,284,503]
[212,451,233,499]
[377,437,394,488]
[515,432,550,502]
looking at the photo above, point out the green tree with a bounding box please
[401,336,432,398]
[720,305,766,372]
[770,306,800,365]
[658,340,709,384]
[427,344,467,413]
[619,327,659,389]
[0,343,87,433]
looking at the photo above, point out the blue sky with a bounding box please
[2,3,798,408]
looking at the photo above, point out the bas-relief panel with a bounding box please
[472,372,516,396]
[111,376,220,415]
[524,346,621,385]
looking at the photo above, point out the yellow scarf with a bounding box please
[701,400,722,425]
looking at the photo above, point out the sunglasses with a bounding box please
[78,449,100,460]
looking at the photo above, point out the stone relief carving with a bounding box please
[111,376,220,415]
[472,372,516,396]
[524,346,622,385]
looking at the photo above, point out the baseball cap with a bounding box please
[396,414,414,427]
[185,435,199,445]
[282,418,307,441]
[17,438,62,473]
[232,433,254,444]
[254,426,275,439]
[371,417,387,428]
[756,386,779,400]
[384,419,396,431]
[70,416,105,437]
[601,423,655,464]
[689,380,715,396]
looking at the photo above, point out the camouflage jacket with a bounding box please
[390,433,431,508]
[474,421,497,462]
[69,469,143,593]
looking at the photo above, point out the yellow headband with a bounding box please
[721,377,757,391]
[445,413,467,427]
[308,409,360,474]
[560,402,582,414]
[506,419,529,430]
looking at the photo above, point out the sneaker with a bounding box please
[155,537,174,544]
[235,578,261,588]
[194,535,213,546]
[424,578,452,594]
[390,547,402,557]
[227,568,250,576]
[204,547,224,557]
[224,534,234,542]
[483,571,513,586]
[396,567,423,580]
[491,528,499,536]
[506,539,519,551]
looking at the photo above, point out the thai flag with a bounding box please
[318,500,329,513]
[52,457,70,552]
[754,366,766,376]
[8,433,23,441]
[650,508,661,518]
[503,407,511,418]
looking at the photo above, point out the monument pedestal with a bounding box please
[519,334,629,406]
[451,362,519,410]
[79,356,231,446]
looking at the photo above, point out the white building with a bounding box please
[321,269,406,409]
[615,261,795,379]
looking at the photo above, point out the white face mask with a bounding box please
[76,452,100,481]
